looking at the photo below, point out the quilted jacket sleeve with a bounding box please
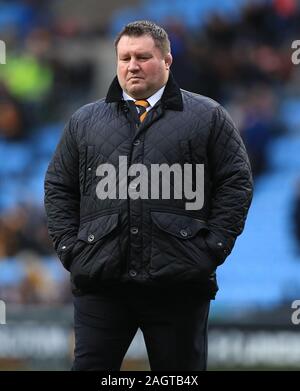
[44,115,80,271]
[205,104,253,265]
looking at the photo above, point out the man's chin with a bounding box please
[127,85,148,99]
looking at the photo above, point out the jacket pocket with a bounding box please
[70,211,120,289]
[83,145,95,195]
[149,210,217,282]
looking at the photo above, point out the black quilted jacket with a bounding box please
[44,73,253,298]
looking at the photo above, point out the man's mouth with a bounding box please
[129,76,143,81]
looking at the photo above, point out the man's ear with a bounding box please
[165,53,173,70]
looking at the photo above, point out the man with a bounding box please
[44,20,253,371]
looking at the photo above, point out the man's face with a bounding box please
[116,34,172,99]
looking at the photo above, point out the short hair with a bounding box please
[114,20,171,55]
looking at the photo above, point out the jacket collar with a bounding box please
[105,72,183,111]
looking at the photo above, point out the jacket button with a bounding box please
[133,139,140,146]
[217,242,223,248]
[61,245,67,250]
[129,270,137,277]
[88,234,95,242]
[130,227,139,234]
[180,229,188,237]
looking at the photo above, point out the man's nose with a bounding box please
[128,58,139,72]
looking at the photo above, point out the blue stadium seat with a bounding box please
[0,258,25,286]
[0,2,33,35]
[216,135,300,310]
[43,256,69,283]
[110,0,256,34]
[0,140,32,176]
[280,99,300,133]
[30,124,62,158]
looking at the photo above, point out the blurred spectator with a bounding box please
[18,253,64,304]
[0,54,53,104]
[0,82,26,140]
[0,204,53,257]
[163,20,201,94]
[227,84,282,177]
